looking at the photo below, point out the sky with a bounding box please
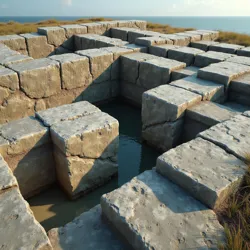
[0,0,250,16]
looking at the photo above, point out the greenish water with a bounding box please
[28,100,160,231]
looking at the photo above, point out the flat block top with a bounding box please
[169,46,204,55]
[20,32,46,39]
[210,42,244,50]
[143,57,186,70]
[151,44,180,50]
[121,52,157,62]
[175,32,201,39]
[122,43,147,50]
[60,24,87,29]
[173,65,199,74]
[101,169,224,250]
[76,48,113,58]
[196,50,234,60]
[226,55,250,66]
[0,34,24,41]
[0,66,17,77]
[36,101,101,127]
[38,26,65,32]
[49,53,88,63]
[191,40,219,46]
[198,114,250,161]
[80,22,104,27]
[0,54,33,66]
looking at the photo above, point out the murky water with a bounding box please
[28,100,160,231]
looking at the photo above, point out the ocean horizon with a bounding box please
[0,16,250,34]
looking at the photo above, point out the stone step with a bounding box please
[237,46,250,57]
[171,66,199,81]
[48,205,131,250]
[209,42,245,54]
[190,40,219,51]
[101,169,225,250]
[135,36,173,47]
[149,44,180,57]
[226,55,250,66]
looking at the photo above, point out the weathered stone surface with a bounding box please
[98,21,119,36]
[209,43,245,54]
[171,66,199,81]
[122,43,148,53]
[20,32,54,59]
[76,49,113,83]
[48,205,128,250]
[156,137,246,209]
[197,61,250,86]
[110,27,138,41]
[0,154,18,192]
[185,30,213,41]
[0,66,19,91]
[168,47,204,66]
[237,47,250,57]
[170,75,225,101]
[127,30,147,44]
[226,55,250,66]
[0,54,33,66]
[223,101,250,113]
[0,34,27,54]
[10,58,61,98]
[149,44,180,57]
[60,24,87,38]
[95,36,128,48]
[49,53,92,90]
[50,112,119,158]
[198,114,250,161]
[74,34,101,50]
[80,22,107,35]
[230,72,250,94]
[194,51,234,67]
[0,187,52,249]
[38,26,66,46]
[175,32,201,42]
[135,36,172,47]
[190,41,219,51]
[137,57,186,89]
[101,169,225,250]
[159,34,190,46]
[36,101,101,127]
[55,46,72,55]
[142,84,202,127]
[228,91,250,106]
[196,29,219,40]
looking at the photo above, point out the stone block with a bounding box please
[149,44,180,57]
[80,22,107,35]
[98,21,119,36]
[0,54,33,66]
[55,46,73,55]
[10,58,61,98]
[101,169,225,250]
[237,47,250,57]
[209,43,245,54]
[159,34,190,46]
[76,48,113,84]
[74,34,100,50]
[197,61,250,86]
[170,75,225,101]
[135,36,172,47]
[196,29,219,40]
[168,47,204,66]
[0,66,19,91]
[156,137,246,209]
[198,114,250,161]
[228,91,250,106]
[127,30,147,43]
[110,27,137,41]
[20,32,54,59]
[194,51,234,67]
[0,34,27,54]
[60,24,87,38]
[137,57,186,89]
[0,187,52,249]
[230,73,250,95]
[226,55,250,66]
[223,101,250,113]
[122,43,148,53]
[175,32,201,42]
[190,40,219,51]
[130,20,147,30]
[185,30,213,41]
[48,205,127,250]
[95,36,129,48]
[171,66,199,81]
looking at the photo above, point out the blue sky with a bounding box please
[0,0,250,16]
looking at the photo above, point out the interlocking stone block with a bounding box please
[168,47,204,66]
[0,34,27,54]
[130,20,147,30]
[122,43,148,53]
[49,53,92,90]
[60,24,87,37]
[110,27,138,41]
[197,61,250,86]
[175,32,201,42]
[230,73,250,95]
[76,48,113,84]
[190,40,219,51]
[137,57,186,89]
[0,66,19,91]
[237,47,250,57]
[196,29,219,40]
[48,205,128,250]
[135,36,172,47]
[98,21,119,36]
[149,44,180,57]
[0,54,33,66]
[80,22,106,34]
[127,30,147,43]
[170,75,225,101]
[194,51,235,67]
[101,169,225,250]
[156,137,246,209]
[185,30,213,41]
[38,26,66,46]
[10,58,61,98]
[159,34,190,46]
[198,114,250,161]
[171,66,199,81]
[95,36,129,48]
[226,55,250,66]
[74,34,100,50]
[209,43,245,54]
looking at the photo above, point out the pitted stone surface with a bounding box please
[0,187,52,250]
[191,41,219,51]
[137,57,186,89]
[38,26,66,46]
[198,114,250,161]
[194,51,235,67]
[230,73,250,95]
[196,29,219,40]
[48,205,127,250]
[226,55,250,66]
[50,112,119,158]
[135,36,172,47]
[0,35,27,53]
[156,137,246,209]
[10,58,61,98]
[80,22,107,34]
[159,34,189,46]
[197,61,250,86]
[36,101,101,127]
[101,169,225,250]
[60,24,87,37]
[170,75,224,101]
[149,44,180,57]
[209,43,245,54]
[175,32,201,42]
[111,27,138,41]
[0,66,19,91]
[168,47,204,66]
[0,54,33,66]
[142,84,202,127]
[237,47,250,57]
[185,30,213,41]
[171,66,199,81]
[74,34,101,50]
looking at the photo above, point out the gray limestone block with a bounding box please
[36,101,101,127]
[0,47,20,62]
[101,169,225,250]
[229,91,250,106]
[222,101,250,113]
[190,40,220,51]
[170,75,225,102]
[168,47,204,66]
[0,54,33,66]
[198,114,250,161]
[194,51,234,67]
[50,111,119,158]
[159,34,190,46]
[110,27,137,41]
[197,61,250,87]
[230,72,250,95]
[117,20,137,28]
[156,137,246,209]
[55,46,73,55]
[48,205,128,250]
[149,44,180,57]
[175,32,201,42]
[0,154,18,193]
[10,58,61,98]
[226,55,250,66]
[237,47,250,57]
[0,187,52,249]
[98,21,119,36]
[60,24,87,38]
[129,20,147,30]
[142,84,202,127]
[76,48,113,83]
[171,66,199,81]
[0,34,27,53]
[0,66,19,91]
[49,53,92,90]
[209,43,245,54]
[20,32,54,59]
[135,36,172,47]
[95,37,129,48]
[80,22,107,35]
[74,34,99,50]
[137,57,186,90]
[38,26,66,46]
[122,43,148,53]
[127,30,147,43]
[185,30,212,41]
[196,29,219,40]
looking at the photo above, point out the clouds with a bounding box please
[62,0,72,6]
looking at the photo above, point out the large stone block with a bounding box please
[10,58,61,98]
[230,72,250,95]
[127,30,147,43]
[226,55,250,66]
[110,27,138,41]
[149,44,180,57]
[175,32,201,42]
[209,43,245,54]
[80,22,107,35]
[171,66,199,81]
[156,137,246,209]
[0,54,33,66]
[185,30,213,41]
[0,34,27,54]
[135,36,172,47]
[0,66,19,91]
[122,43,148,53]
[159,34,190,46]
[237,46,250,57]
[191,41,220,51]
[101,169,225,250]
[74,34,100,50]
[196,29,219,40]
[38,26,66,46]
[60,24,87,38]
[98,21,119,36]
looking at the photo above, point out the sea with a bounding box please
[0,16,250,34]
